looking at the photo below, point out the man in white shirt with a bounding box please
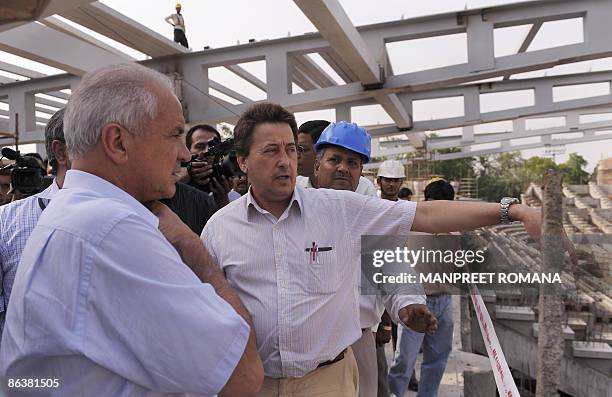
[165,3,188,48]
[1,63,262,396]
[200,102,561,396]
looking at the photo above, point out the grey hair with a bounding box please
[63,63,173,159]
[45,108,65,167]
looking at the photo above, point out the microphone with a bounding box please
[1,147,19,160]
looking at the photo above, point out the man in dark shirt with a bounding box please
[162,182,217,235]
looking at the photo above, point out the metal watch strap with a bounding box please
[500,197,518,224]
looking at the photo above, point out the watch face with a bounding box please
[501,197,518,205]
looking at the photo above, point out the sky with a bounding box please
[3,0,612,171]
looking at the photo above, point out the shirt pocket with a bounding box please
[304,248,342,294]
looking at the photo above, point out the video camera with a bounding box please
[0,147,53,195]
[182,138,244,192]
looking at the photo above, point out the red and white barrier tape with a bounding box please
[470,285,520,397]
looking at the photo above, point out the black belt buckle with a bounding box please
[317,348,347,368]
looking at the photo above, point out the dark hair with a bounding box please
[424,180,455,201]
[398,187,413,198]
[234,103,298,156]
[298,120,330,145]
[45,108,65,169]
[186,124,221,149]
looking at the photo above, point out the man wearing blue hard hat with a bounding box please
[312,121,425,397]
[296,119,376,196]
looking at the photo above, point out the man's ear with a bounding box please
[100,123,129,164]
[314,156,321,177]
[237,154,248,174]
[51,140,68,166]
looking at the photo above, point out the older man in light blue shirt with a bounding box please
[0,63,263,396]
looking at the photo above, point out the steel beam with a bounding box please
[0,61,45,79]
[432,132,612,160]
[294,0,380,86]
[42,15,135,59]
[319,50,358,83]
[209,80,252,104]
[225,64,267,92]
[503,21,543,80]
[0,22,131,76]
[289,54,336,88]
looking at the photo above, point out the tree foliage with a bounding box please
[417,150,592,202]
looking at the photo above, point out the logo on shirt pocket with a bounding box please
[304,242,341,294]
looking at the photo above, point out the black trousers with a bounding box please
[174,29,188,48]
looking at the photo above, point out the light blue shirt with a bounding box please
[227,189,241,202]
[0,180,59,337]
[1,170,250,396]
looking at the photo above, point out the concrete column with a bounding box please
[536,169,565,397]
[265,50,290,102]
[335,103,351,122]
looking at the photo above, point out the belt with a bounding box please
[317,348,347,368]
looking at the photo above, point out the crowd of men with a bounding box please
[0,63,567,397]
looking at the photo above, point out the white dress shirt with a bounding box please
[201,185,417,378]
[296,176,424,329]
[296,175,376,196]
[1,170,250,397]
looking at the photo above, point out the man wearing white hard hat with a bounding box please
[377,160,406,201]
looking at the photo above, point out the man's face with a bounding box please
[238,122,297,204]
[127,85,190,202]
[190,129,217,160]
[0,174,11,205]
[297,133,315,178]
[315,146,362,192]
[233,174,249,195]
[379,177,403,199]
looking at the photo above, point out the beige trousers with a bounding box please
[259,347,359,397]
[351,329,378,397]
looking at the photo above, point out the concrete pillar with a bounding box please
[536,169,565,397]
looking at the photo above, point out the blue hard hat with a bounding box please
[314,121,371,163]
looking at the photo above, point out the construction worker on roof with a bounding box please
[165,3,188,48]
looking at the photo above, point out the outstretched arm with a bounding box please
[412,201,576,263]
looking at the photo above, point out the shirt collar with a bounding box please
[62,170,159,228]
[245,185,304,222]
[36,178,60,200]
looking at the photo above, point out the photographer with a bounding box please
[0,108,69,339]
[0,151,50,203]
[0,162,12,206]
[185,124,232,208]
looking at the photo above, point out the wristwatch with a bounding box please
[500,197,519,224]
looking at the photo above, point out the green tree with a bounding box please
[519,156,557,185]
[430,148,476,180]
[475,152,524,202]
[559,153,589,185]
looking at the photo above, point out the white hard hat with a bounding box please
[377,160,405,178]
